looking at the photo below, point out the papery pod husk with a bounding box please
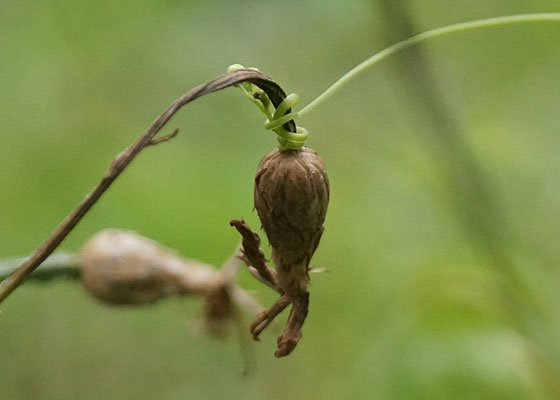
[80,229,217,305]
[254,147,330,296]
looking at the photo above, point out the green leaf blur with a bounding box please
[1,1,560,399]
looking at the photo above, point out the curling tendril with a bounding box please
[228,64,309,151]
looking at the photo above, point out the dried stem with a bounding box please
[250,295,290,339]
[275,293,309,357]
[231,219,311,357]
[0,69,295,304]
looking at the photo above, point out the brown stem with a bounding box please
[0,69,294,304]
[275,292,309,358]
[250,295,291,339]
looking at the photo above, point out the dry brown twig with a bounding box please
[0,69,294,304]
[1,67,326,359]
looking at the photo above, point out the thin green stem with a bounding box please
[298,13,560,118]
[0,253,80,282]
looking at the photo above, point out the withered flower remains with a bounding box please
[227,65,330,356]
[80,229,264,336]
[232,146,329,357]
[256,146,329,356]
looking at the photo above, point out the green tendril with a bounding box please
[229,14,559,148]
[228,64,309,151]
[298,13,560,118]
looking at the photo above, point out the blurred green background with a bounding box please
[1,1,560,399]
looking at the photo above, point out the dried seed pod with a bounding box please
[252,146,329,356]
[254,147,329,295]
[80,229,218,305]
[80,229,264,338]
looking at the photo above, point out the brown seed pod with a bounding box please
[80,229,218,305]
[80,229,264,337]
[254,147,329,295]
[241,146,329,357]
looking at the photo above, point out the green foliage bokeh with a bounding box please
[1,1,560,399]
